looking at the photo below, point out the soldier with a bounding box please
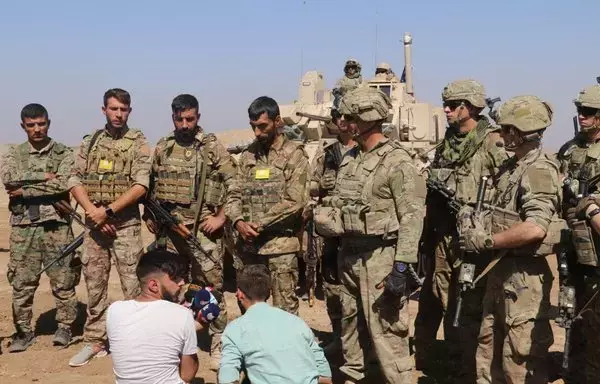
[334,59,363,96]
[374,62,400,82]
[303,108,356,357]
[0,103,79,352]
[315,86,425,383]
[413,80,507,378]
[144,94,236,371]
[557,83,600,383]
[67,88,152,367]
[460,95,559,383]
[225,96,309,316]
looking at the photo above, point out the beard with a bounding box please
[159,285,179,303]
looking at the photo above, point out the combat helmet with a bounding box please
[495,95,553,133]
[338,86,392,122]
[344,58,362,72]
[376,62,391,71]
[442,79,486,108]
[574,85,600,110]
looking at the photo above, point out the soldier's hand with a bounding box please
[201,214,226,235]
[87,205,108,227]
[99,223,117,237]
[576,195,600,220]
[320,172,337,191]
[8,188,24,198]
[235,220,260,242]
[459,227,493,253]
[376,261,409,297]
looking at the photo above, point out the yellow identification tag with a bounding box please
[98,159,114,171]
[255,168,270,179]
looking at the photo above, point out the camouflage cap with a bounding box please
[441,79,486,108]
[344,58,362,71]
[376,62,391,71]
[338,86,392,122]
[495,95,553,133]
[574,85,600,110]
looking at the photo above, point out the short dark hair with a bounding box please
[237,264,271,302]
[248,96,280,121]
[136,249,188,283]
[103,88,131,107]
[171,94,199,114]
[21,103,48,122]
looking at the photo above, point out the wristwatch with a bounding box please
[587,207,600,221]
[483,235,494,250]
[393,261,408,273]
[105,206,115,219]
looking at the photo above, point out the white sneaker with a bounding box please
[68,343,107,367]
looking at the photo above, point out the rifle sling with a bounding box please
[192,143,210,237]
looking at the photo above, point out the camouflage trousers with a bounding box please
[338,239,412,384]
[235,252,299,316]
[166,225,227,335]
[476,256,553,384]
[7,222,80,333]
[322,238,342,338]
[82,225,143,344]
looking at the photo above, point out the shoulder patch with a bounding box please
[525,160,558,194]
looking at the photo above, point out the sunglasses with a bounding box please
[342,114,356,122]
[577,106,599,118]
[443,101,464,110]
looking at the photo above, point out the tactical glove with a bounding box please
[383,261,410,297]
[459,226,494,253]
[457,205,475,234]
[320,171,337,191]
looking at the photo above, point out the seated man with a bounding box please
[107,249,199,384]
[219,264,332,384]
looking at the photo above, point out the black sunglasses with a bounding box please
[443,100,464,110]
[577,106,599,118]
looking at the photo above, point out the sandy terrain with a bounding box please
[0,182,567,383]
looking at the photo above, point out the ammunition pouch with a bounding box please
[571,219,600,266]
[314,206,344,237]
[83,174,132,204]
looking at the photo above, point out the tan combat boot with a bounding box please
[210,333,222,372]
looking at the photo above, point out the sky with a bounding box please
[0,0,598,150]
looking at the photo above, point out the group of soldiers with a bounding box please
[3,63,600,384]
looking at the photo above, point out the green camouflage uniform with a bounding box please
[226,135,309,315]
[1,140,79,334]
[414,117,507,377]
[556,85,600,383]
[67,126,151,344]
[148,128,236,337]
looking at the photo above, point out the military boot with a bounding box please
[210,333,223,372]
[53,326,72,346]
[9,331,36,353]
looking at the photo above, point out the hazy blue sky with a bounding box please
[0,0,598,150]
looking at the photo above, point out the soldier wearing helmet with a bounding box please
[374,62,400,82]
[315,86,425,383]
[557,83,600,382]
[459,95,562,383]
[414,79,508,380]
[333,58,363,101]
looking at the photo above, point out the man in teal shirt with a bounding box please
[219,265,332,384]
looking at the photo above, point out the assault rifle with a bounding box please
[323,140,343,170]
[305,219,318,307]
[485,97,501,121]
[556,228,576,372]
[426,179,463,214]
[453,176,488,328]
[142,198,218,265]
[295,111,332,123]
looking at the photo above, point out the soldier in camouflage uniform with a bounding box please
[557,84,600,383]
[145,94,236,371]
[315,86,425,383]
[226,96,309,316]
[413,80,508,379]
[460,95,560,383]
[1,103,79,353]
[67,88,152,367]
[304,108,356,357]
[333,59,363,107]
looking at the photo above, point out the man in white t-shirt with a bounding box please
[107,249,199,384]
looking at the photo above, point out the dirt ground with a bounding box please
[0,184,566,383]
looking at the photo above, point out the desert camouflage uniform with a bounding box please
[1,140,79,334]
[226,135,309,315]
[148,128,236,337]
[414,117,507,377]
[67,126,151,344]
[556,85,600,383]
[321,137,425,383]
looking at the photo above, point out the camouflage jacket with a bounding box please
[328,138,426,263]
[309,139,356,199]
[334,75,363,95]
[0,139,73,226]
[67,126,152,228]
[149,128,237,226]
[226,135,309,255]
[493,148,560,237]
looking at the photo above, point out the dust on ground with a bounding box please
[0,184,566,383]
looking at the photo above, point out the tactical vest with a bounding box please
[491,151,565,257]
[9,141,70,216]
[240,140,302,229]
[154,134,223,210]
[335,141,403,238]
[82,128,139,203]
